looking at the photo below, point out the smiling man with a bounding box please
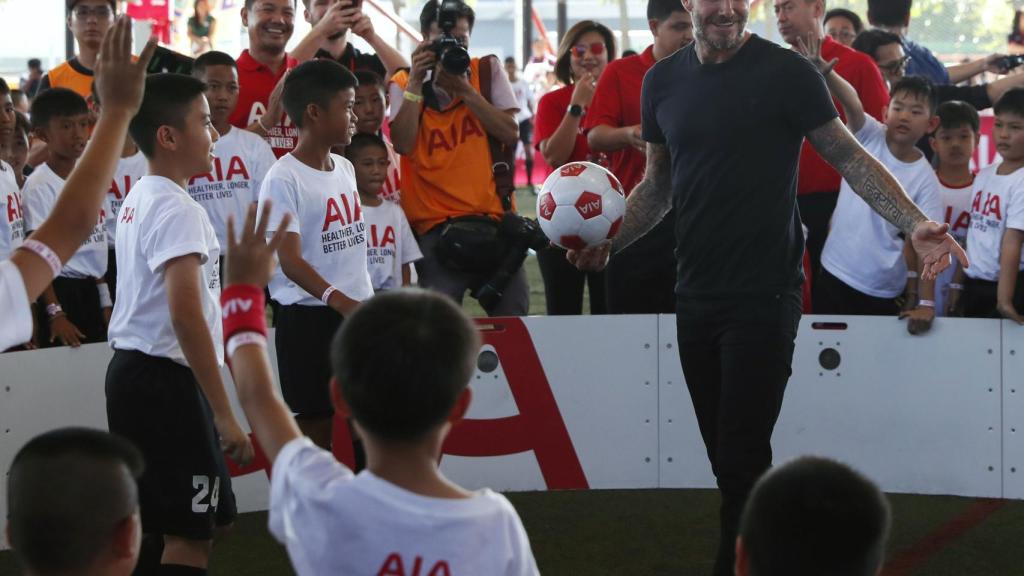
[569,1,967,574]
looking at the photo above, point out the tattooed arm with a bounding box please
[807,118,968,279]
[568,142,672,270]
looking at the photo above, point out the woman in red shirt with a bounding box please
[534,20,616,315]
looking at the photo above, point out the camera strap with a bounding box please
[479,55,516,212]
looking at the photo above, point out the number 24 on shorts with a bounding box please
[192,475,221,513]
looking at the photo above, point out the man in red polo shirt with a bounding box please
[774,0,890,303]
[585,0,693,314]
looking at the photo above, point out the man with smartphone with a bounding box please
[293,0,409,80]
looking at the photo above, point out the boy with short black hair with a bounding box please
[6,427,144,576]
[93,81,146,303]
[22,87,110,348]
[815,69,942,331]
[189,51,276,261]
[345,133,420,291]
[217,210,539,573]
[106,73,254,576]
[0,82,23,263]
[257,59,373,449]
[10,112,31,188]
[352,69,402,202]
[963,88,1024,321]
[929,101,980,316]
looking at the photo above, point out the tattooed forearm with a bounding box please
[807,118,927,236]
[610,142,673,254]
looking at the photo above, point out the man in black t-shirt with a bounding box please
[570,1,967,575]
[292,0,408,79]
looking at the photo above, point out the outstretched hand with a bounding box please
[911,221,969,281]
[225,202,291,288]
[795,34,838,76]
[94,15,158,118]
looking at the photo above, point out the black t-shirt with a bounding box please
[641,35,838,297]
[315,43,386,79]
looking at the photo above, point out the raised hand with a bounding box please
[570,71,597,108]
[93,15,158,119]
[911,221,969,281]
[796,34,838,76]
[225,202,290,288]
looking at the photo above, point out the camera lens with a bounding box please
[441,46,471,75]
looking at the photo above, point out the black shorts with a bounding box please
[105,349,237,540]
[518,118,533,147]
[275,303,342,417]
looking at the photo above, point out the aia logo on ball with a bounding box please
[560,164,587,177]
[575,191,602,220]
[538,192,557,220]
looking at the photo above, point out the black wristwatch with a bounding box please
[567,104,584,117]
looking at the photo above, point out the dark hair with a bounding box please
[344,132,388,162]
[246,0,295,10]
[419,0,476,36]
[647,0,687,22]
[740,457,891,576]
[555,20,617,86]
[934,100,980,134]
[824,8,864,34]
[890,75,938,115]
[354,69,385,92]
[504,56,517,66]
[128,74,207,158]
[851,29,902,61]
[7,427,143,574]
[28,58,42,71]
[331,289,481,441]
[283,59,357,130]
[867,0,911,28]
[193,51,237,79]
[30,88,89,131]
[0,82,9,96]
[994,87,1024,119]
[14,111,31,138]
[621,49,638,58]
[67,0,116,10]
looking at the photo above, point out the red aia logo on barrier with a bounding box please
[227,318,590,490]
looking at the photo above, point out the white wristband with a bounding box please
[906,271,918,279]
[321,286,337,305]
[19,239,62,278]
[949,283,964,290]
[918,299,936,308]
[227,331,267,358]
[97,282,113,308]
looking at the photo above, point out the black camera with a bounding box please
[431,0,471,76]
[472,213,549,310]
[999,54,1024,73]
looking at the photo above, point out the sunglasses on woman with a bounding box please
[571,42,605,58]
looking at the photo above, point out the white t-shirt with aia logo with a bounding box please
[108,176,222,366]
[188,127,276,249]
[822,116,942,298]
[257,153,373,306]
[934,175,974,315]
[362,200,422,292]
[22,163,108,279]
[0,160,24,260]
[106,151,147,247]
[269,437,540,576]
[965,163,1024,282]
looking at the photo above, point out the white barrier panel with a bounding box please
[1,315,1021,552]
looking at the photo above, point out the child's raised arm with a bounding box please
[796,34,865,134]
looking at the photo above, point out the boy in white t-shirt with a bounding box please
[345,133,421,291]
[92,81,147,303]
[0,83,28,350]
[962,88,1024,320]
[257,59,373,450]
[218,212,539,575]
[22,88,111,347]
[189,51,276,265]
[928,101,979,316]
[106,73,254,576]
[816,73,942,332]
[353,69,402,202]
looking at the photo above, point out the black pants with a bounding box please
[536,246,607,315]
[519,119,534,185]
[962,272,1024,318]
[813,268,900,316]
[606,212,676,314]
[36,276,107,347]
[797,191,839,305]
[107,248,118,303]
[676,291,801,576]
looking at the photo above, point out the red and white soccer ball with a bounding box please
[536,161,626,250]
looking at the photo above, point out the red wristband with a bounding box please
[221,284,267,342]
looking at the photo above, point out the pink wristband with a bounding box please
[18,239,62,278]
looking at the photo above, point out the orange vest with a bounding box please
[394,58,514,235]
[46,60,95,101]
